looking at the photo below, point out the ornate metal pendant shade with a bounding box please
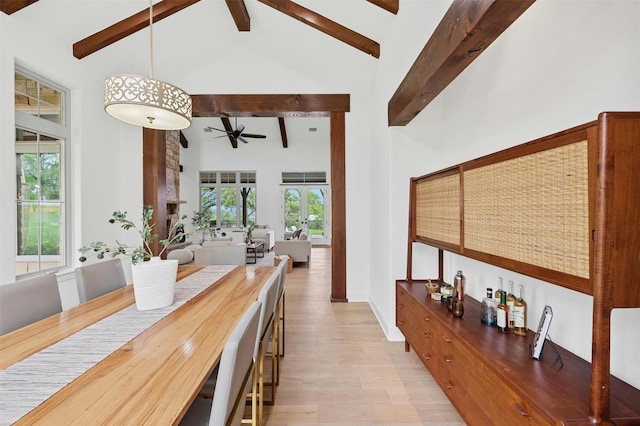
[104,1,192,130]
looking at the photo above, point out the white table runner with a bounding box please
[0,265,235,426]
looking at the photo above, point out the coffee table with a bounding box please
[246,241,265,264]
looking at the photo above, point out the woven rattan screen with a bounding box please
[416,173,460,246]
[464,140,589,278]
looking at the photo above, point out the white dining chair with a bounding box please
[255,268,281,419]
[198,268,280,426]
[0,274,62,336]
[75,258,127,303]
[180,300,262,426]
[273,255,288,385]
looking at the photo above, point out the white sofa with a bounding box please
[193,241,247,266]
[274,232,311,267]
[251,228,275,252]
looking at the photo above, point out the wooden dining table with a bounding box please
[0,264,276,425]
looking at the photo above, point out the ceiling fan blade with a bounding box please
[206,126,230,133]
[238,135,250,144]
[241,133,267,138]
[236,124,245,134]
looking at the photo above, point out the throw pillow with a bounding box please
[299,232,308,240]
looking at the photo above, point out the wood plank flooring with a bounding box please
[263,247,465,425]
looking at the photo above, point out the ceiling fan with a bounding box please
[204,118,267,144]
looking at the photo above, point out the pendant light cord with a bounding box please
[149,0,154,79]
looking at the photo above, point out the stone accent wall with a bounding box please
[166,130,180,203]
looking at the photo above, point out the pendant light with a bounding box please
[104,0,192,130]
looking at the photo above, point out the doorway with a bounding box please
[282,186,330,245]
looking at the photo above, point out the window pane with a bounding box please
[15,130,64,275]
[201,187,217,224]
[220,187,237,227]
[15,72,63,124]
[245,187,256,226]
[39,82,63,124]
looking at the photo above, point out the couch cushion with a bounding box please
[167,248,194,265]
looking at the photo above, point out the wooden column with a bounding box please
[142,128,168,259]
[330,112,347,302]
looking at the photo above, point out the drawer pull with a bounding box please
[423,331,431,338]
[398,303,404,308]
[422,353,431,361]
[444,355,453,363]
[513,403,531,417]
[397,320,405,325]
[443,380,453,389]
[442,335,452,343]
[423,317,431,322]
[399,290,405,295]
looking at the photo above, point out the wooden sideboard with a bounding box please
[400,112,640,424]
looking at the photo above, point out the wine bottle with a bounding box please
[494,277,504,302]
[513,284,528,336]
[497,291,509,333]
[506,280,516,329]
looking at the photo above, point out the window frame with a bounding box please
[14,65,70,278]
[199,171,257,229]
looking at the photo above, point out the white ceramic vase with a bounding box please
[131,256,178,311]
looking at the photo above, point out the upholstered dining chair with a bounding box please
[273,255,289,386]
[197,269,280,426]
[180,300,262,426]
[255,268,281,419]
[75,258,127,303]
[0,274,62,336]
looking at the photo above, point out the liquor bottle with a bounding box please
[481,288,496,326]
[512,284,528,336]
[496,291,509,333]
[454,270,466,301]
[506,280,516,329]
[494,277,504,302]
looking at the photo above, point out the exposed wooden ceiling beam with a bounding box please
[225,0,250,31]
[388,0,535,126]
[73,0,200,59]
[257,0,380,58]
[0,0,37,15]
[278,117,289,148]
[179,131,189,149]
[191,94,350,117]
[366,0,398,15]
[221,117,238,148]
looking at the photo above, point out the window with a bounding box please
[200,171,256,228]
[14,68,69,276]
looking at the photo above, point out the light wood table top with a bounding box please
[1,265,275,425]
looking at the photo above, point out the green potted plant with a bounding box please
[78,206,188,310]
[191,210,213,244]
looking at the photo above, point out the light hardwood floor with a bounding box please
[262,247,466,425]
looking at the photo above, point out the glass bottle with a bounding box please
[494,277,504,302]
[454,270,466,301]
[497,291,509,333]
[513,284,528,336]
[481,288,496,326]
[506,280,516,329]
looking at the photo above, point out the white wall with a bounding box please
[372,0,640,389]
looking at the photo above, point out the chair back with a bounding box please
[75,258,127,303]
[256,269,280,349]
[275,255,288,302]
[0,274,62,335]
[209,300,262,426]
